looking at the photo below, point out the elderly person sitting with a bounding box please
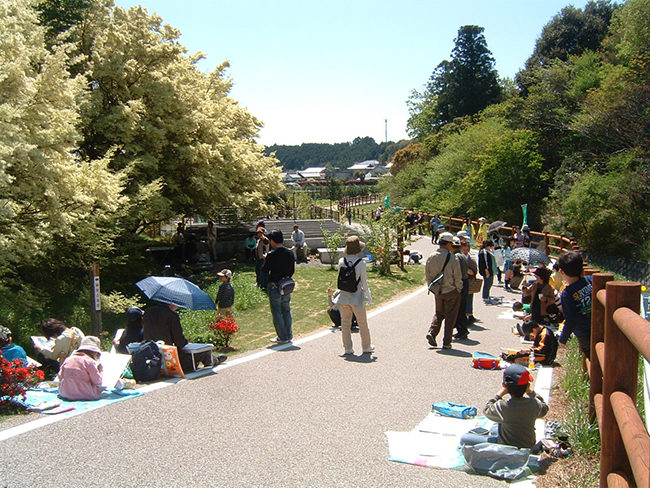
[58,336,105,401]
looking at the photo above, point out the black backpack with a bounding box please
[338,258,361,293]
[130,340,162,383]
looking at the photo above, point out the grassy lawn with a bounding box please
[183,263,424,355]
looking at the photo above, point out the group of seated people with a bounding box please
[1,302,226,403]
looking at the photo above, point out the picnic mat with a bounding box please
[386,413,494,469]
[17,387,144,418]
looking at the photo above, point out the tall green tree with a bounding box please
[407,25,502,138]
[0,0,123,319]
[68,1,282,232]
[516,1,618,91]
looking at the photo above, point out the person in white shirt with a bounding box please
[291,224,307,263]
[337,236,373,356]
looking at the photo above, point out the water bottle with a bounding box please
[528,350,536,370]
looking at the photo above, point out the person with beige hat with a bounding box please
[58,336,106,401]
[337,236,373,355]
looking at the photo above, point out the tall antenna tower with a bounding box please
[384,119,388,143]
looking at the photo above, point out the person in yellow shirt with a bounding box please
[461,217,474,242]
[476,217,488,245]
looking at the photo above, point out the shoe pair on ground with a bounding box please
[342,345,375,356]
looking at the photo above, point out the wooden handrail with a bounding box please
[610,391,650,488]
[588,277,649,488]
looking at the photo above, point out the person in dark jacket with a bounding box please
[143,303,225,371]
[262,230,296,344]
[215,269,235,317]
[115,307,144,354]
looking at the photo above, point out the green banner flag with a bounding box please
[521,204,528,227]
[384,196,390,209]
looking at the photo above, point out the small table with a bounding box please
[181,343,214,370]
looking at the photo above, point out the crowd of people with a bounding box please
[1,208,598,461]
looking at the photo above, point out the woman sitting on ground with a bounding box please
[115,307,144,354]
[58,336,105,401]
[34,318,85,376]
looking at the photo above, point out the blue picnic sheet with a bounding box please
[16,387,144,418]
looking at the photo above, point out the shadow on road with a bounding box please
[435,348,471,358]
[341,354,377,363]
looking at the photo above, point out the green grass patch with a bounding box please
[561,339,601,456]
[181,263,424,354]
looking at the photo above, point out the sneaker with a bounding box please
[442,344,452,350]
[362,345,375,354]
[212,354,227,365]
[467,316,477,324]
[426,333,437,347]
[454,333,469,340]
[340,351,354,356]
[270,337,291,345]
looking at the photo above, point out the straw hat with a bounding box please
[78,336,101,355]
[344,236,365,256]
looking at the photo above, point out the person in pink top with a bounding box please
[58,336,105,401]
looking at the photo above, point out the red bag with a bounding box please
[472,352,501,370]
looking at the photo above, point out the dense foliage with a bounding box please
[387,0,649,260]
[407,25,503,138]
[265,137,408,171]
[0,0,282,340]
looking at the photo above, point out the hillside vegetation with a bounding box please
[383,0,650,261]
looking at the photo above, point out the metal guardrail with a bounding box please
[589,275,649,488]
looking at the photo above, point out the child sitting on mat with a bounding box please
[460,364,548,449]
[520,319,558,366]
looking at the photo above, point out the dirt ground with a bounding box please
[534,350,600,488]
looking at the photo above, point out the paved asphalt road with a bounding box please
[0,238,532,488]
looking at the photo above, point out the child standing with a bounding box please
[558,251,593,358]
[461,364,548,449]
[0,326,27,366]
[215,269,235,317]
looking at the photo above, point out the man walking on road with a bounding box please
[425,232,463,349]
[263,230,296,344]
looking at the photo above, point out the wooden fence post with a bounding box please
[599,281,641,488]
[590,273,614,420]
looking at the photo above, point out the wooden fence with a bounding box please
[338,194,380,209]
[589,275,649,488]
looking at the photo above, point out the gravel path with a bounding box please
[0,237,527,488]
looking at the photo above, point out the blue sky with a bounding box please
[114,0,591,146]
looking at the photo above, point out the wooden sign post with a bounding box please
[90,265,102,336]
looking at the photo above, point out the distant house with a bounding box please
[297,167,328,180]
[281,172,302,183]
[347,160,389,181]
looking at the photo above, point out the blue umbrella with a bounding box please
[136,276,216,311]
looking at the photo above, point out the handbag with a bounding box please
[427,253,451,295]
[277,276,296,296]
[468,276,483,294]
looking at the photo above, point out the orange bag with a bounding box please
[159,343,184,378]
